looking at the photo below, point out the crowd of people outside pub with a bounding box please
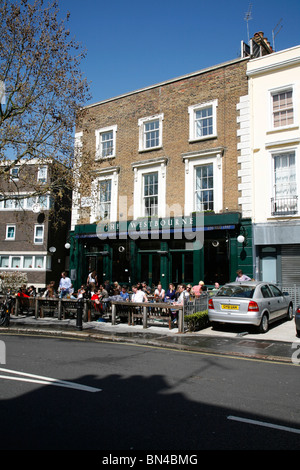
[13,268,252,318]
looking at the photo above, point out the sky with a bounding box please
[58,0,300,106]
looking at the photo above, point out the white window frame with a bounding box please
[10,166,19,180]
[5,224,16,240]
[188,100,218,142]
[11,256,21,268]
[34,255,44,269]
[98,179,112,220]
[0,194,50,211]
[132,159,167,219]
[270,147,298,217]
[195,163,214,212]
[0,255,9,268]
[24,255,34,269]
[143,171,159,217]
[95,125,117,160]
[90,168,119,223]
[269,85,295,131]
[183,149,223,215]
[0,254,47,270]
[34,225,44,244]
[37,166,47,183]
[138,114,164,152]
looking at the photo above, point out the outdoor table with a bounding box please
[110,300,184,332]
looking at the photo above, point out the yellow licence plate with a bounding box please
[221,304,239,310]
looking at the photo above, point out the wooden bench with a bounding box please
[111,301,184,332]
[14,296,35,315]
[34,298,89,321]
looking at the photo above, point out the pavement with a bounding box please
[3,312,300,364]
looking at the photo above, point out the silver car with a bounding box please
[295,307,300,337]
[208,281,293,333]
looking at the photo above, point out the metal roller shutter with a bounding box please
[281,245,300,285]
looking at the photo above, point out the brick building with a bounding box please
[0,160,71,290]
[69,51,255,290]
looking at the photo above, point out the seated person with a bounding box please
[120,285,129,301]
[17,285,30,314]
[165,283,176,302]
[42,284,56,298]
[154,282,165,301]
[91,285,109,313]
[132,285,148,303]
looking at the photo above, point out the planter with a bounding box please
[185,310,209,332]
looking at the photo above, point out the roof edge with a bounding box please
[83,56,249,110]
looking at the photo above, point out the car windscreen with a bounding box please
[215,285,255,298]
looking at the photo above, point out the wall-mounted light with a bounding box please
[237,235,245,244]
[64,242,71,249]
[237,226,248,249]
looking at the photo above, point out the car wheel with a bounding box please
[287,304,293,321]
[211,322,220,330]
[259,313,269,333]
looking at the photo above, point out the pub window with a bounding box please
[99,179,112,219]
[188,100,218,142]
[138,114,164,151]
[95,125,117,159]
[143,172,158,217]
[195,164,214,211]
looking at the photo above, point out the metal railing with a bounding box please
[280,285,300,309]
[184,293,209,316]
[271,196,298,216]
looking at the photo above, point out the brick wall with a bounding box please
[75,58,249,222]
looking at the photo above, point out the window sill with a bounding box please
[138,146,162,153]
[189,134,217,143]
[266,125,299,135]
[95,155,116,162]
[268,214,300,220]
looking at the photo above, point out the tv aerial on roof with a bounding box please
[272,19,283,51]
[244,3,253,44]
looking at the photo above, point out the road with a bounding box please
[0,333,299,451]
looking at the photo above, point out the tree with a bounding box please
[0,0,90,208]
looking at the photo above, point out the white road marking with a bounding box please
[227,415,300,435]
[0,368,102,393]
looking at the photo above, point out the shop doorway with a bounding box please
[137,240,161,288]
[204,237,229,285]
[171,251,193,285]
[140,253,160,288]
[86,255,103,286]
[112,242,131,284]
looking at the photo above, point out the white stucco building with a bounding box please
[244,45,300,285]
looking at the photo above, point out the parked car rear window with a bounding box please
[216,285,255,298]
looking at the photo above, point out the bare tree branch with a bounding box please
[0,0,90,205]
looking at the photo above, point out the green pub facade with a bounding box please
[69,214,252,290]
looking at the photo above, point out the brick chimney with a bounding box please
[252,31,273,55]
